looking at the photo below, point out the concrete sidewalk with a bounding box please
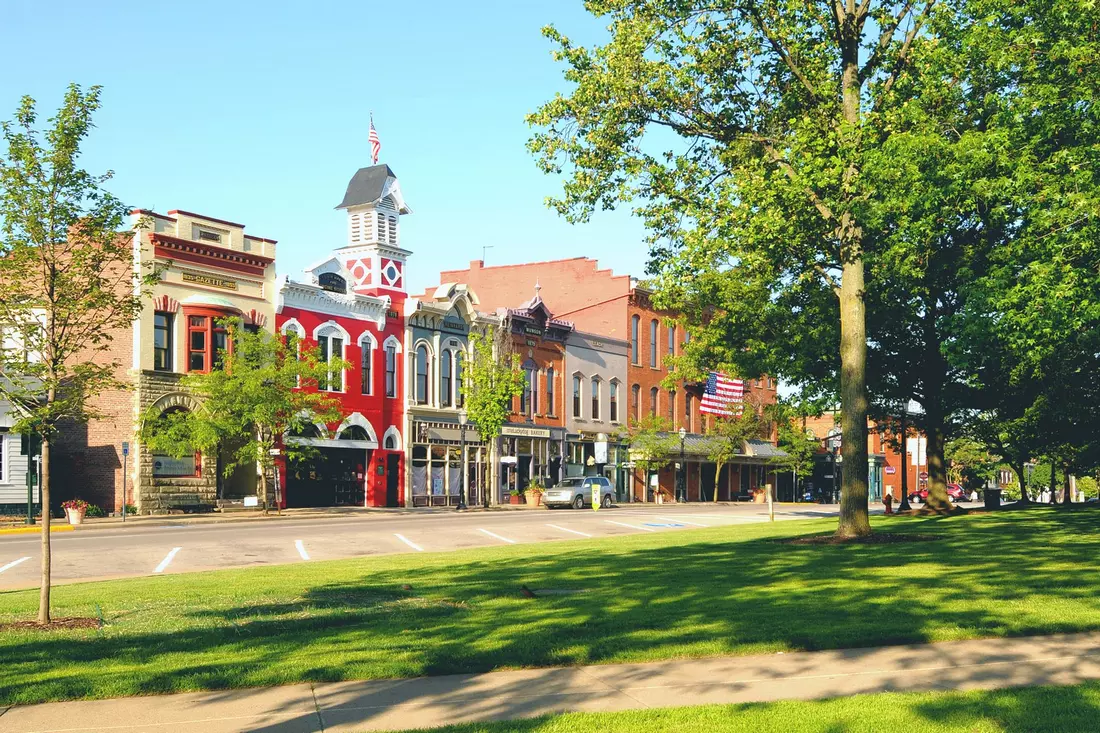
[3,632,1100,733]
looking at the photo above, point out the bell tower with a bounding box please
[334,164,412,297]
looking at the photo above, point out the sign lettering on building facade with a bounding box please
[502,425,553,439]
[182,272,238,291]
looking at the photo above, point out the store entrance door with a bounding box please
[286,447,367,507]
[386,454,400,507]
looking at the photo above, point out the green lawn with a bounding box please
[398,682,1100,732]
[1,509,1098,706]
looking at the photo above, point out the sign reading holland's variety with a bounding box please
[183,272,238,291]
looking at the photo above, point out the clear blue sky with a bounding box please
[2,0,651,295]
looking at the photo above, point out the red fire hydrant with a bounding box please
[883,492,894,515]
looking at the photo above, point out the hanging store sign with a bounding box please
[885,466,896,475]
[182,272,238,291]
[502,425,552,439]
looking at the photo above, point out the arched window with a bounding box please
[545,366,555,415]
[315,323,347,392]
[530,365,539,414]
[415,344,429,404]
[572,374,582,418]
[338,425,370,441]
[520,362,536,415]
[650,319,659,368]
[631,384,641,421]
[686,393,694,432]
[609,380,619,422]
[384,433,398,450]
[360,341,373,395]
[591,377,601,420]
[668,389,676,422]
[630,315,640,365]
[289,422,321,439]
[667,323,675,357]
[650,387,659,416]
[385,341,398,397]
[455,351,464,407]
[441,349,453,407]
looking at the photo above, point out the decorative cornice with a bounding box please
[151,233,274,277]
[277,278,389,326]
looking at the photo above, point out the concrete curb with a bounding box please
[0,524,75,536]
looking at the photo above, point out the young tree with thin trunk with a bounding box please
[463,327,524,504]
[530,1,943,537]
[621,414,678,502]
[0,85,156,624]
[705,397,766,502]
[141,320,347,512]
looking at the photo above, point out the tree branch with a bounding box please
[861,0,918,82]
[743,5,821,104]
[878,0,936,99]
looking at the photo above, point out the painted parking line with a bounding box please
[295,539,310,561]
[658,516,710,527]
[394,533,424,552]
[153,547,182,574]
[605,520,656,533]
[546,524,592,538]
[478,528,517,544]
[0,556,31,574]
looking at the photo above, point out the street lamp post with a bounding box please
[678,426,687,503]
[897,410,911,511]
[457,409,468,511]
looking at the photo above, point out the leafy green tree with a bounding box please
[768,402,819,482]
[142,320,348,512]
[529,0,957,536]
[463,327,524,504]
[620,414,677,502]
[944,438,998,494]
[705,401,767,502]
[0,85,157,624]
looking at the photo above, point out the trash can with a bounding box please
[983,489,1001,510]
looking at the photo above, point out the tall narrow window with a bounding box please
[650,319,659,368]
[415,345,429,404]
[188,315,207,372]
[441,350,453,407]
[546,367,555,415]
[531,368,539,414]
[610,381,619,422]
[573,374,582,418]
[154,313,173,371]
[650,387,659,416]
[521,368,533,415]
[668,389,676,423]
[212,321,228,370]
[591,378,600,420]
[455,352,464,407]
[686,393,694,432]
[318,335,329,390]
[360,342,373,394]
[667,324,675,357]
[385,344,397,397]
[630,315,640,365]
[317,335,343,391]
[631,384,641,421]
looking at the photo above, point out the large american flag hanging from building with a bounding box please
[700,372,744,416]
[369,116,381,164]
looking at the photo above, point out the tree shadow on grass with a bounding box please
[0,511,1098,721]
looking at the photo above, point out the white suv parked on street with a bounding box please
[543,476,614,509]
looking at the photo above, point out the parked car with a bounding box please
[909,483,968,503]
[543,476,615,509]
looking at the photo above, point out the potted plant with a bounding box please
[62,498,90,526]
[524,479,545,507]
[752,487,768,504]
[508,488,522,506]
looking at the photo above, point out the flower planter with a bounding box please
[65,507,87,526]
[509,495,521,505]
[753,491,767,504]
[524,491,542,507]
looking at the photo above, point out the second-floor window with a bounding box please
[631,384,640,421]
[546,367,555,415]
[650,319,658,368]
[360,342,372,395]
[385,344,397,397]
[154,312,173,371]
[186,313,228,373]
[591,377,600,420]
[631,315,640,365]
[317,333,343,392]
[520,366,535,415]
[455,352,464,407]
[415,345,429,404]
[610,380,619,422]
[650,386,659,416]
[686,392,694,432]
[573,374,582,418]
[441,350,453,407]
[668,389,676,423]
[667,323,675,357]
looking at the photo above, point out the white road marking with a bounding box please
[658,516,710,527]
[678,514,769,523]
[546,524,592,538]
[153,547,182,574]
[0,556,31,574]
[605,520,656,532]
[394,533,424,552]
[295,539,310,561]
[478,528,517,544]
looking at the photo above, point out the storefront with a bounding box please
[410,418,487,507]
[497,424,566,501]
[564,432,631,501]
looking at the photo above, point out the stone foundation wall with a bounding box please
[135,370,216,512]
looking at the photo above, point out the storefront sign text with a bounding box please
[502,425,552,439]
[183,272,238,291]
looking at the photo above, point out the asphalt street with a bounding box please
[0,503,862,591]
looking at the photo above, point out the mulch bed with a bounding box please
[0,617,99,632]
[778,533,941,546]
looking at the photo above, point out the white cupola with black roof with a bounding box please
[335,164,412,297]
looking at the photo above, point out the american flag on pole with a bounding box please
[699,372,744,416]
[368,115,381,165]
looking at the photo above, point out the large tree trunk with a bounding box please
[837,259,871,537]
[921,302,953,513]
[1061,461,1072,506]
[1014,460,1029,503]
[37,436,51,625]
[1049,460,1057,504]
